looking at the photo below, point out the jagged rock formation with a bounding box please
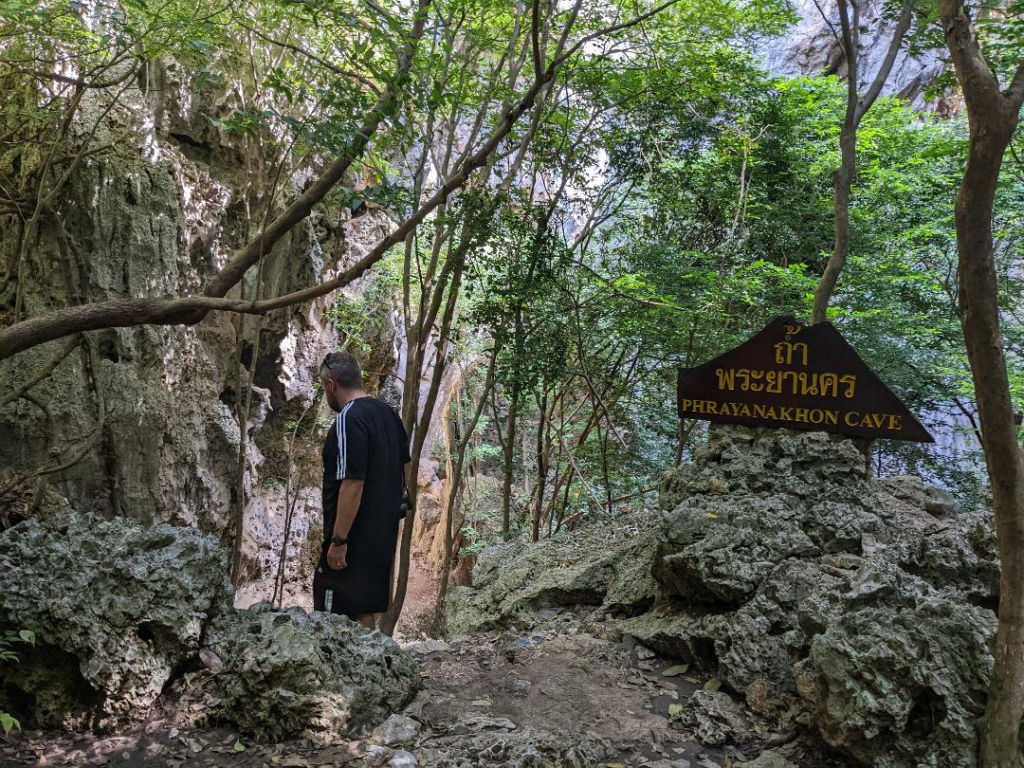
[447,426,998,767]
[0,73,403,605]
[0,512,420,737]
[445,514,664,636]
[0,513,232,727]
[672,690,750,747]
[204,603,420,741]
[758,0,947,109]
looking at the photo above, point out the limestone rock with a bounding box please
[880,475,964,518]
[363,745,395,766]
[671,690,750,747]
[760,0,946,109]
[794,590,995,768]
[204,603,420,741]
[623,557,851,699]
[404,638,453,655]
[416,727,616,767]
[0,76,403,612]
[656,495,819,605]
[388,749,418,767]
[892,509,999,604]
[447,426,997,766]
[658,427,867,510]
[446,517,663,635]
[0,469,72,529]
[377,714,422,746]
[451,713,519,733]
[0,513,231,727]
[619,609,726,675]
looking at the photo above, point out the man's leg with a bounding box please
[350,613,377,630]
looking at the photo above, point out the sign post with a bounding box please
[677,317,933,443]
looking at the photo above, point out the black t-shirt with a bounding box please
[321,396,411,545]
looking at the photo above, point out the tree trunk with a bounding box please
[811,118,856,324]
[959,117,1024,767]
[810,0,914,324]
[501,384,519,536]
[937,0,1024,759]
[432,351,496,632]
[531,388,548,542]
[382,254,465,635]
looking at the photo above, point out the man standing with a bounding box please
[314,352,410,630]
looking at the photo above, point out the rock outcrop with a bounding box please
[759,0,946,109]
[0,71,403,608]
[448,426,998,767]
[0,512,420,738]
[445,514,663,636]
[204,603,420,741]
[0,513,232,727]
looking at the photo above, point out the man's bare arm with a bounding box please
[334,479,365,539]
[327,479,363,570]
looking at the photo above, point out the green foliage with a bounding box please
[5,0,1015,537]
[0,629,35,735]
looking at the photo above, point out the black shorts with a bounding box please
[311,531,395,616]
[312,560,388,618]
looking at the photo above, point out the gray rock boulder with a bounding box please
[740,751,797,768]
[377,713,423,746]
[446,516,663,635]
[794,580,995,768]
[204,603,420,741]
[656,495,819,605]
[388,749,419,767]
[623,558,853,701]
[880,475,965,518]
[0,513,231,727]
[659,427,868,510]
[671,689,750,747]
[655,429,998,764]
[448,426,997,766]
[760,0,946,109]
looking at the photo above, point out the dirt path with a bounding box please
[1,611,824,767]
[405,628,728,766]
[393,548,439,641]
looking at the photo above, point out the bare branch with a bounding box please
[809,0,842,46]
[201,0,433,303]
[551,0,683,70]
[8,60,142,90]
[1006,61,1024,106]
[858,0,915,120]
[531,0,544,80]
[236,22,384,95]
[1,336,79,408]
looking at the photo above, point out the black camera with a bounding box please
[399,490,414,519]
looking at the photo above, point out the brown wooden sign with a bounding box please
[677,317,933,442]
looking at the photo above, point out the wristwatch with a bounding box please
[330,535,348,546]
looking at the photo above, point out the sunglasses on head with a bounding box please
[322,355,337,378]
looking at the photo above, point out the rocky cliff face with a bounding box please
[758,0,947,109]
[448,426,997,767]
[0,73,401,604]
